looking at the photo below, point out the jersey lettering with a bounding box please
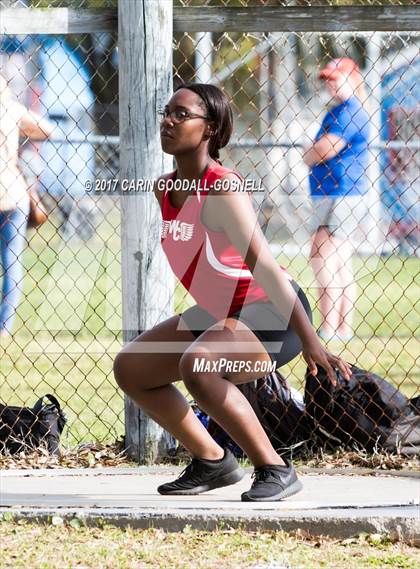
[161,219,194,242]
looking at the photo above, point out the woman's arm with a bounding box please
[18,109,54,140]
[206,173,352,383]
[303,133,346,167]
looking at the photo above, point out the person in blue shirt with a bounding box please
[303,58,371,342]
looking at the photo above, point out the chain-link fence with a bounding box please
[0,2,121,448]
[171,10,419,459]
[0,0,418,460]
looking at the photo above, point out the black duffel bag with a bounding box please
[304,363,419,455]
[0,394,67,455]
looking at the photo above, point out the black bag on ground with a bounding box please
[206,370,313,458]
[0,394,67,455]
[382,396,420,457]
[304,364,420,455]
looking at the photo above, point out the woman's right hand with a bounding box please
[302,336,352,387]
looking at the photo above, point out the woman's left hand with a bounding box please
[302,338,352,386]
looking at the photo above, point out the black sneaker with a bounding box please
[157,448,245,495]
[241,459,303,502]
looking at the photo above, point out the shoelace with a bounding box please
[175,459,205,485]
[177,460,196,480]
[251,467,272,485]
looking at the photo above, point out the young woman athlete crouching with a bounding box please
[113,83,351,502]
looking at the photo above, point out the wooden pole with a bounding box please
[3,6,419,35]
[118,0,174,464]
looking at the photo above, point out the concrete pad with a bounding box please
[1,467,419,539]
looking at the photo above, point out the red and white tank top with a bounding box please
[159,162,293,320]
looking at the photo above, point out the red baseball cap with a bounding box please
[319,58,361,80]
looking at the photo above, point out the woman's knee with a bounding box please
[178,346,212,391]
[113,349,131,391]
[114,333,180,393]
[113,344,147,392]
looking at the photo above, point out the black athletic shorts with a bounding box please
[178,280,313,370]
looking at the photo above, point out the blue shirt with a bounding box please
[309,96,370,197]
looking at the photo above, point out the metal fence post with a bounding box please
[364,33,385,255]
[118,0,174,464]
[195,32,213,83]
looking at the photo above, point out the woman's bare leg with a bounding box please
[113,315,225,460]
[178,319,286,468]
[114,314,286,467]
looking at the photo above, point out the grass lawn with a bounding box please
[1,521,419,569]
[1,209,418,446]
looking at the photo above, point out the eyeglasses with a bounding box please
[158,108,209,124]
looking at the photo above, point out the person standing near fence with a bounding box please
[0,75,53,337]
[303,58,371,342]
[114,83,352,502]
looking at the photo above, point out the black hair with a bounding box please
[174,82,233,161]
